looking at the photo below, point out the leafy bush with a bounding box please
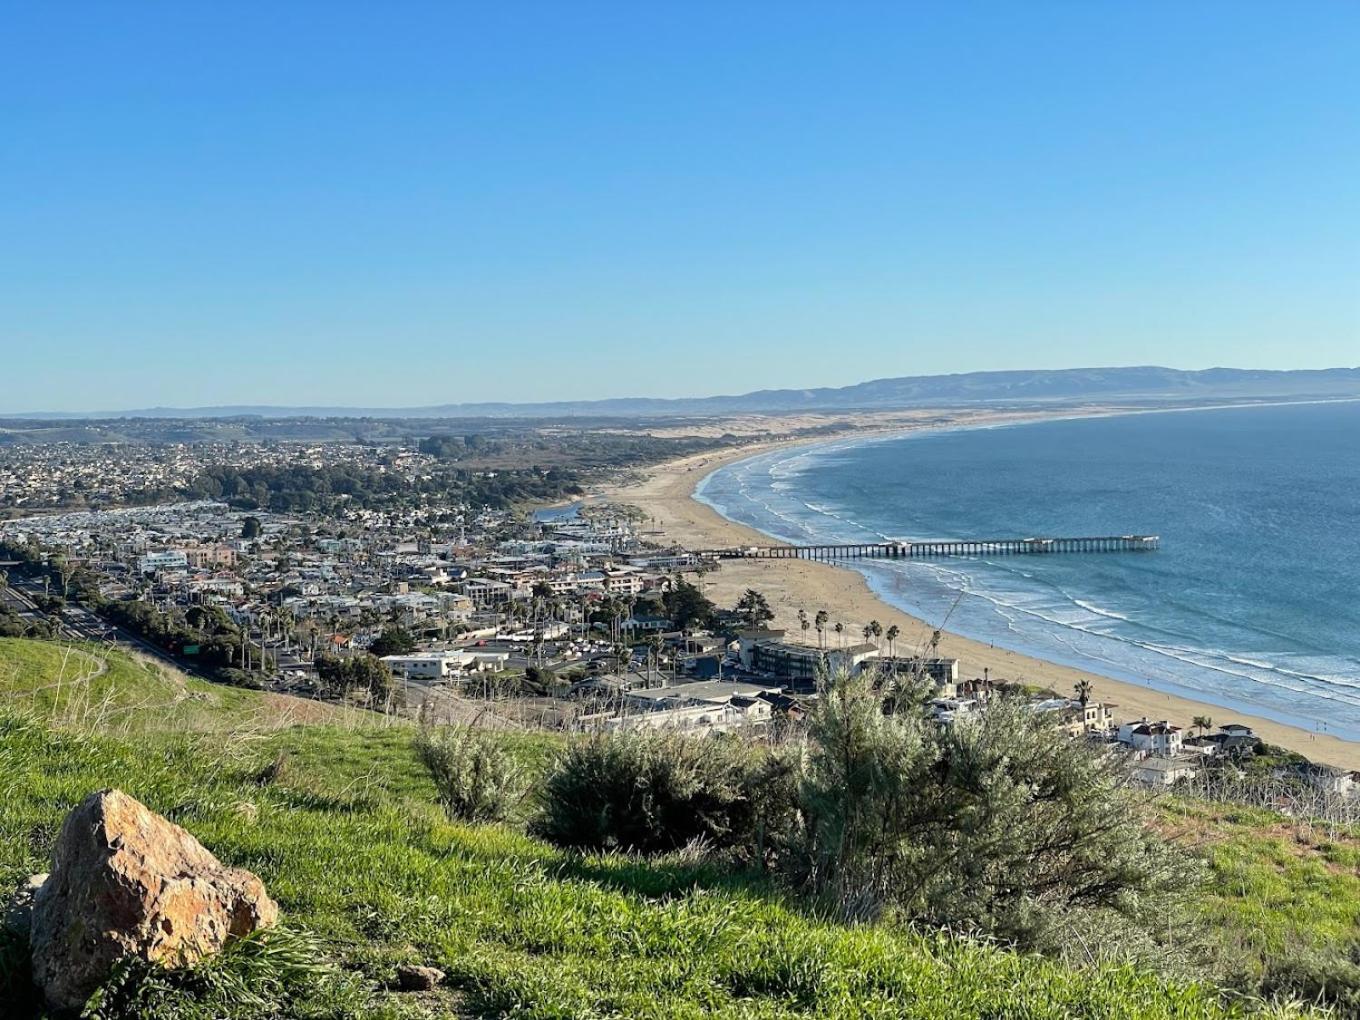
[417,725,524,823]
[215,668,266,690]
[799,669,1194,948]
[315,652,393,702]
[797,667,937,916]
[535,729,800,857]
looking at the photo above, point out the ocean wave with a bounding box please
[867,559,1360,718]
[696,418,1360,736]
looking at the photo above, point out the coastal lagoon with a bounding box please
[697,401,1360,740]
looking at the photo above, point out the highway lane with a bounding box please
[1,575,220,682]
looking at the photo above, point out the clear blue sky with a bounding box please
[2,2,1357,412]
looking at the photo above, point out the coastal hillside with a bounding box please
[1,637,1355,1018]
[14,365,1360,419]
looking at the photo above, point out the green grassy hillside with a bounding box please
[1157,797,1360,1000]
[0,636,359,736]
[0,638,1338,1018]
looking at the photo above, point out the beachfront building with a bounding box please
[882,656,961,697]
[1030,697,1114,737]
[1117,719,1184,758]
[736,630,879,681]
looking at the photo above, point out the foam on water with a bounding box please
[696,402,1360,740]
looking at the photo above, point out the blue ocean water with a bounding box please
[696,401,1360,739]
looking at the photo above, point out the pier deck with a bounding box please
[698,535,1159,561]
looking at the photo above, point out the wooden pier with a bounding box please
[699,535,1159,561]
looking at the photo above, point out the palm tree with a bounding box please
[885,624,900,658]
[833,621,845,648]
[694,560,712,594]
[862,624,873,645]
[1191,714,1212,737]
[1074,678,1093,707]
[647,634,666,686]
[869,620,883,650]
[814,610,829,649]
[798,609,811,645]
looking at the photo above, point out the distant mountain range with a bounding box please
[13,366,1360,420]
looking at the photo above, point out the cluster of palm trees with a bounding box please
[795,607,901,656]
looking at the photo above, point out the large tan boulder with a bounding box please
[30,789,278,1011]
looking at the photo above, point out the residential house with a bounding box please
[1117,720,1183,758]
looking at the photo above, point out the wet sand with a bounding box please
[605,438,1360,772]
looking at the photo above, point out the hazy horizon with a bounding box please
[5,364,1360,420]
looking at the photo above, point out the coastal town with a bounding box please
[5,8,1357,1015]
[1,436,1355,812]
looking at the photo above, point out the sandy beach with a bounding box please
[605,435,1360,772]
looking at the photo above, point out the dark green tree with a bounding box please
[662,578,715,632]
[735,589,774,630]
[368,626,417,658]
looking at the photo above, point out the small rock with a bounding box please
[3,873,47,936]
[396,963,445,991]
[30,789,279,1012]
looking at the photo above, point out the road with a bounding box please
[1,575,218,681]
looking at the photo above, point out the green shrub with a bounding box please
[535,729,800,857]
[800,669,1194,948]
[416,725,524,823]
[797,667,937,917]
[215,668,266,690]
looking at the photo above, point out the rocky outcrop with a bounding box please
[29,789,278,1012]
